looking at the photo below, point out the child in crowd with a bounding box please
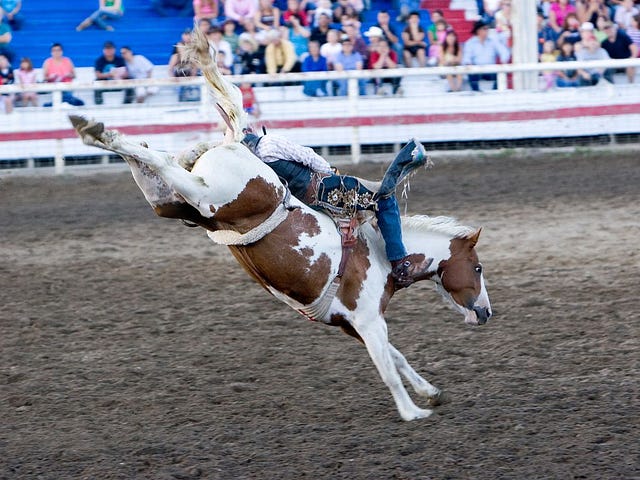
[427,19,447,66]
[555,41,580,87]
[239,81,260,118]
[539,39,557,90]
[16,57,39,106]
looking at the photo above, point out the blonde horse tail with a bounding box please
[184,26,248,144]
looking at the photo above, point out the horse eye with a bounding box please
[474,265,482,274]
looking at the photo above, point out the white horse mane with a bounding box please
[401,215,476,238]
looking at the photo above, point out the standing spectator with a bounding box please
[151,0,193,17]
[240,82,260,117]
[555,40,581,87]
[237,32,265,73]
[601,21,638,83]
[76,0,123,32]
[120,46,158,103]
[301,39,328,96]
[254,0,280,32]
[575,35,612,85]
[207,26,234,69]
[264,28,300,74]
[310,12,331,44]
[224,0,258,30]
[42,42,84,106]
[613,0,638,30]
[193,0,219,23]
[369,39,402,95]
[0,52,14,114]
[401,11,427,68]
[1,0,22,30]
[375,10,401,63]
[15,56,37,106]
[334,36,366,95]
[94,40,134,105]
[549,0,577,33]
[439,29,463,92]
[462,19,511,91]
[0,18,14,63]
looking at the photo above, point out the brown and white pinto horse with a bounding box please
[68,30,491,422]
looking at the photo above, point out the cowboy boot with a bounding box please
[376,139,428,199]
[391,254,433,289]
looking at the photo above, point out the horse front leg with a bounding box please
[352,315,433,421]
[388,343,446,406]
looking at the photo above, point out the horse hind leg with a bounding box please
[352,315,433,421]
[388,343,447,407]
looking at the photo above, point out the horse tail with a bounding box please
[184,26,248,144]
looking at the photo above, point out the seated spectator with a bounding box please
[196,18,213,35]
[337,6,361,32]
[1,0,22,30]
[151,0,193,17]
[332,0,360,24]
[555,40,580,87]
[0,52,14,114]
[169,29,200,101]
[320,28,342,69]
[427,9,448,45]
[575,35,612,85]
[600,21,638,83]
[494,1,513,47]
[216,50,233,74]
[310,0,332,27]
[301,40,328,96]
[193,0,219,23]
[626,14,640,51]
[539,39,557,90]
[334,37,366,95]
[364,25,384,64]
[342,21,367,60]
[237,32,266,74]
[94,40,134,104]
[402,11,427,68]
[264,28,300,75]
[576,0,610,27]
[614,0,639,30]
[207,26,234,69]
[427,19,448,66]
[225,0,258,30]
[549,0,576,33]
[369,39,402,95]
[310,12,331,44]
[120,46,158,103]
[481,0,502,26]
[287,14,311,58]
[283,0,309,27]
[255,0,280,33]
[76,0,123,32]
[394,0,420,23]
[557,13,582,46]
[462,19,511,91]
[439,29,463,92]
[223,19,240,57]
[15,56,37,106]
[374,10,401,64]
[537,10,560,54]
[42,42,84,106]
[0,17,15,63]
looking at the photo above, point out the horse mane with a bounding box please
[401,215,476,239]
[183,26,248,144]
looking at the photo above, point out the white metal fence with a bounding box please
[1,58,640,175]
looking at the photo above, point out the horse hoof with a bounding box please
[68,115,88,131]
[427,390,449,407]
[401,407,433,421]
[82,121,105,139]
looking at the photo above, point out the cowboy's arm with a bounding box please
[261,136,332,173]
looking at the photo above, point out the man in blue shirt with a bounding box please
[462,20,511,91]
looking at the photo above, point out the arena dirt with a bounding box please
[1,150,638,479]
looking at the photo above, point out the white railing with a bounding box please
[2,58,640,174]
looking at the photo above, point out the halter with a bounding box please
[208,188,293,246]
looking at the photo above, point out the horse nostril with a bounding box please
[473,306,490,324]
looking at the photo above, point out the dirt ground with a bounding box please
[1,149,639,480]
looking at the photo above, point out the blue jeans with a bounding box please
[303,80,328,97]
[88,9,122,29]
[468,73,497,91]
[336,78,367,96]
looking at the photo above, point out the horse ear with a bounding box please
[468,228,482,248]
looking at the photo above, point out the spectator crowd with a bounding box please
[1,0,639,114]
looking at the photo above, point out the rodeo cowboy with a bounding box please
[241,131,431,289]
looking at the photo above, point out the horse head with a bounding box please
[435,228,492,325]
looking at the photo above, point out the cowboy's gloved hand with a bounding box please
[331,166,340,175]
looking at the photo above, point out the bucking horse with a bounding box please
[69,28,492,421]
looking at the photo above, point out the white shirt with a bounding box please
[254,135,332,174]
